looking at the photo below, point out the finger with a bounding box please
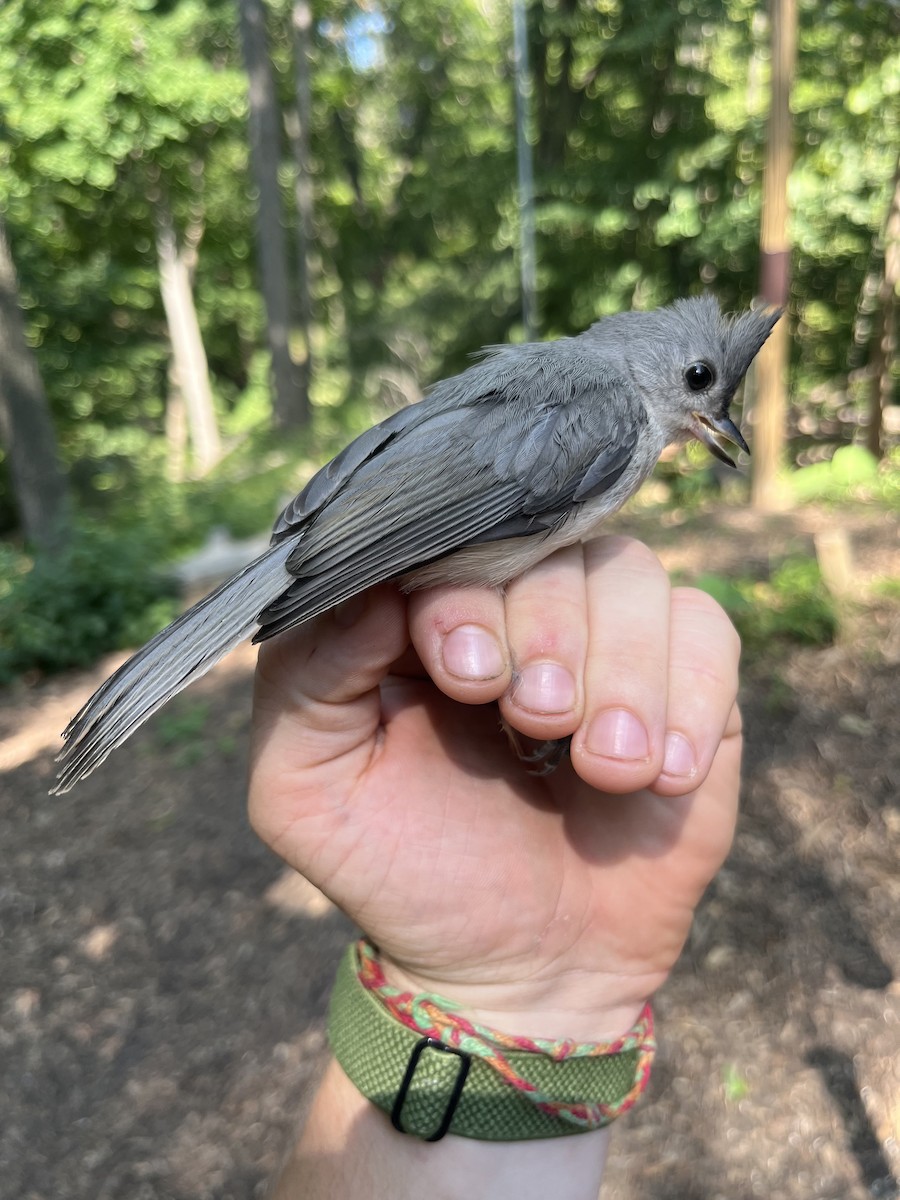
[570,537,671,794]
[497,544,589,741]
[642,699,743,917]
[653,587,741,797]
[407,582,511,704]
[677,698,743,880]
[249,584,409,783]
[570,702,742,985]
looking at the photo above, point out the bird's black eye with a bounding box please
[684,361,715,392]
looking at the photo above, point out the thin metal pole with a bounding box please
[512,0,537,339]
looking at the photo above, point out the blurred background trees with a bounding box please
[0,0,897,675]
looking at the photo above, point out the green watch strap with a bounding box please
[327,943,643,1141]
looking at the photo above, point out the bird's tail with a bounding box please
[52,540,294,794]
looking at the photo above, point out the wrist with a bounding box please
[379,953,661,1043]
[328,940,657,1143]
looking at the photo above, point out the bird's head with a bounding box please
[584,294,781,466]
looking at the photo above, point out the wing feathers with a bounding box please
[257,480,524,639]
[53,542,294,793]
[256,361,647,641]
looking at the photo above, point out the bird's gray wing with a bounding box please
[257,349,645,640]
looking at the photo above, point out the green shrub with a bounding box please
[0,426,329,683]
[766,558,840,645]
[694,556,839,657]
[789,445,898,506]
[0,521,179,683]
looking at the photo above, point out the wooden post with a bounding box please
[751,0,797,512]
[814,528,855,598]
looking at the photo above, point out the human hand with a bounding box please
[248,536,741,1042]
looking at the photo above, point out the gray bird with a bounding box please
[53,294,779,793]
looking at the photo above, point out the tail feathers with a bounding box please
[52,541,294,794]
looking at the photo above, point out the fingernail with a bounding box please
[333,594,368,629]
[513,663,576,714]
[662,731,698,779]
[586,709,650,761]
[442,625,506,680]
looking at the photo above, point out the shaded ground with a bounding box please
[2,503,898,1200]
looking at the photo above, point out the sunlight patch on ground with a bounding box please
[264,868,335,917]
[0,644,257,774]
[78,923,119,962]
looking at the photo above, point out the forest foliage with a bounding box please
[0,0,897,676]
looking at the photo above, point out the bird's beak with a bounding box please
[691,412,750,469]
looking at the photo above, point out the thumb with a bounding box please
[249,585,409,787]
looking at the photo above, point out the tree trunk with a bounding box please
[751,0,796,512]
[155,201,222,476]
[165,376,188,484]
[0,216,70,549]
[238,0,308,430]
[287,0,316,399]
[866,155,900,459]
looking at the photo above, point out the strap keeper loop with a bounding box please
[391,1037,472,1141]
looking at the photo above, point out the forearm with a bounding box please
[272,1058,610,1200]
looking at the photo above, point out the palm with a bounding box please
[252,664,740,1010]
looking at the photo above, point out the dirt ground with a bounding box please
[2,503,899,1200]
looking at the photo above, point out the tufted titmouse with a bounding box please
[53,294,779,792]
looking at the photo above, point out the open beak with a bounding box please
[691,412,750,468]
